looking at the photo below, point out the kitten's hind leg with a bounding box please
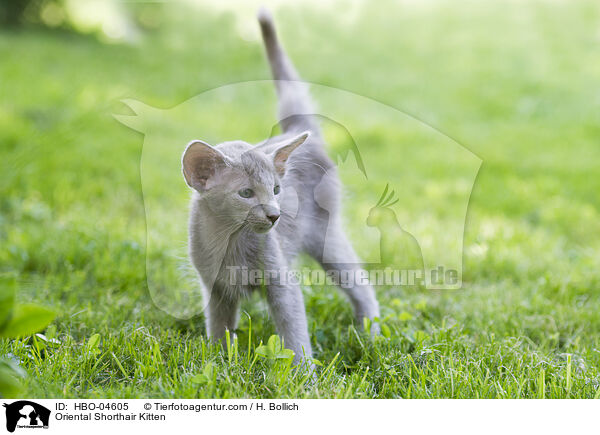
[316,225,381,334]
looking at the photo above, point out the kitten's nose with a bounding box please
[267,214,280,224]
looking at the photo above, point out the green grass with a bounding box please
[1,0,600,398]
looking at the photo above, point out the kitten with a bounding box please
[182,8,379,364]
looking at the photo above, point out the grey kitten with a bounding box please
[182,8,379,364]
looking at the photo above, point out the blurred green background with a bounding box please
[1,0,599,398]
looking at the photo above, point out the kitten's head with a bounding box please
[182,131,309,233]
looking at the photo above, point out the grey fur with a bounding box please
[182,8,379,364]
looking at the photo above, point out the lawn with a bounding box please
[1,0,600,398]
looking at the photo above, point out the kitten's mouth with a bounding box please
[246,219,277,233]
[256,223,277,233]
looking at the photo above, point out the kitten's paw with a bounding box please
[370,322,381,336]
[361,316,381,336]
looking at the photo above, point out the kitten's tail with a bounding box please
[258,7,319,134]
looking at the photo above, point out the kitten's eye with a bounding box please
[274,185,281,195]
[238,188,254,198]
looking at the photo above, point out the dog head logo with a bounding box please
[116,81,481,318]
[3,401,50,433]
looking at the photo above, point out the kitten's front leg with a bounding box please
[266,279,313,365]
[205,288,240,340]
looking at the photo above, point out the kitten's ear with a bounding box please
[182,140,229,191]
[272,131,310,176]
